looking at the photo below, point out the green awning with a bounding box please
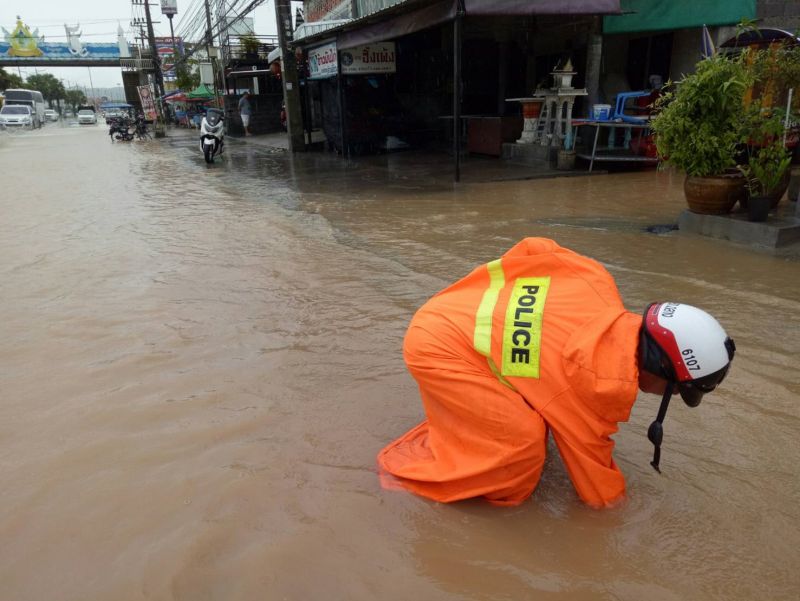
[603,0,756,34]
[186,84,215,99]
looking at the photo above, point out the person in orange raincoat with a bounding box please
[378,238,735,508]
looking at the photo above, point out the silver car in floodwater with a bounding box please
[0,104,34,129]
[77,109,97,125]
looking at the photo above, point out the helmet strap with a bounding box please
[647,382,674,473]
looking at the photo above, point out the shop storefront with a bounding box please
[296,0,621,174]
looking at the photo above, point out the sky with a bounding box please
[1,1,280,90]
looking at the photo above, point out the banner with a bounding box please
[154,36,184,80]
[138,85,158,121]
[341,42,395,74]
[308,41,338,79]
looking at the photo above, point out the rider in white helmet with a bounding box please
[637,302,736,471]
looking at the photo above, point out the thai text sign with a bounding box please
[138,85,158,121]
[341,42,396,74]
[308,42,338,79]
[155,36,184,80]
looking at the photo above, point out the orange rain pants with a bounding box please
[378,238,642,508]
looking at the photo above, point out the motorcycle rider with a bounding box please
[199,107,225,162]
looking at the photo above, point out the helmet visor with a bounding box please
[677,363,731,407]
[677,381,704,407]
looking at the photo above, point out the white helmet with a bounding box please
[639,302,736,471]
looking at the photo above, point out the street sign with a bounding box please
[161,0,178,16]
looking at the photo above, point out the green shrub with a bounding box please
[651,54,751,177]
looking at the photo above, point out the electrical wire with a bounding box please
[170,0,270,69]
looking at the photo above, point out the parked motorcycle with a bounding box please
[108,114,134,141]
[199,108,224,163]
[108,113,151,142]
[134,115,151,140]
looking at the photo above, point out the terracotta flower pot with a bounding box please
[522,100,543,119]
[684,173,747,215]
[769,170,791,209]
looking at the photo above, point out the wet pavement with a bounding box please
[1,123,798,601]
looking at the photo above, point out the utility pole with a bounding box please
[87,67,96,106]
[204,0,221,104]
[142,0,167,136]
[143,0,165,99]
[275,0,305,151]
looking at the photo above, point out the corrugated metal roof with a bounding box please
[293,19,353,43]
[356,0,411,19]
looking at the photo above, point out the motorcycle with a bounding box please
[134,115,151,140]
[108,112,151,142]
[199,108,224,164]
[108,114,134,141]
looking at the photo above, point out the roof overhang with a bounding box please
[295,0,620,49]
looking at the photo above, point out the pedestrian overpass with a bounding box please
[0,17,132,68]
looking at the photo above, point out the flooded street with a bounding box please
[1,123,798,600]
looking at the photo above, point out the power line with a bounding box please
[12,18,130,26]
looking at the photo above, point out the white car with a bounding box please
[44,109,59,122]
[77,109,97,125]
[0,105,34,128]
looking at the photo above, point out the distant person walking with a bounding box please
[238,92,252,136]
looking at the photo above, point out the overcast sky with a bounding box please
[1,1,280,89]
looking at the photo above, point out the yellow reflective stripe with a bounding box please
[501,277,550,379]
[473,258,505,357]
[487,356,517,390]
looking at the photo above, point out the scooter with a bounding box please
[199,108,224,163]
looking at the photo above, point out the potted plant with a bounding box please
[651,54,751,214]
[740,137,792,221]
[240,33,260,59]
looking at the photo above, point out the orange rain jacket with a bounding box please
[378,238,642,508]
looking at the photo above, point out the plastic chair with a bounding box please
[613,91,651,124]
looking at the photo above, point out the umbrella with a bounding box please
[165,93,188,103]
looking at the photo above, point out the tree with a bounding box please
[0,67,25,91]
[175,61,200,92]
[64,89,87,113]
[26,73,66,109]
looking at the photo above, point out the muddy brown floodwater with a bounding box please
[0,124,798,601]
